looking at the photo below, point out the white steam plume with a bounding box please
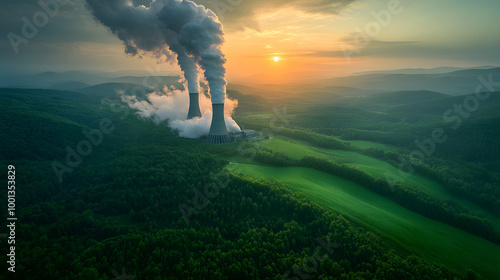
[122,87,240,138]
[85,0,227,102]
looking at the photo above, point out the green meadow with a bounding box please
[258,136,500,233]
[347,140,395,151]
[225,163,500,279]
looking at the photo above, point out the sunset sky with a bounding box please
[1,0,500,83]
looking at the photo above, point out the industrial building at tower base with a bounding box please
[205,129,262,144]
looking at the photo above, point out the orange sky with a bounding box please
[219,2,500,84]
[2,0,499,84]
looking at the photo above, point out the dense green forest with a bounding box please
[1,86,498,279]
[234,91,500,218]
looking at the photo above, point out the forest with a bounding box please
[1,86,497,279]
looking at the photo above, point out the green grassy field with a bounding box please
[259,136,500,233]
[225,162,500,279]
[347,140,395,151]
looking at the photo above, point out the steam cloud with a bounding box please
[85,0,227,103]
[122,87,240,138]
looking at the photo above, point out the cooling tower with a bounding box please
[207,103,231,144]
[187,92,202,119]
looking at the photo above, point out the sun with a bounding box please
[273,56,280,62]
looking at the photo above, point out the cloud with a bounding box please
[282,40,425,59]
[131,0,356,31]
[197,0,356,30]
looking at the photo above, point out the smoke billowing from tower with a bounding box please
[85,0,233,142]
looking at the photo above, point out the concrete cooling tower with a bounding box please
[207,103,230,144]
[187,92,202,119]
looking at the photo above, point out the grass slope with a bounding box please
[347,140,395,151]
[259,136,500,232]
[225,163,500,280]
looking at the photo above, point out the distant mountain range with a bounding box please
[319,67,500,96]
[233,66,500,97]
[352,66,499,76]
[1,66,499,97]
[0,70,181,90]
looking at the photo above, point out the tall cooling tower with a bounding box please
[187,92,202,119]
[207,103,231,144]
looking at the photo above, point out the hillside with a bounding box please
[316,67,500,96]
[0,87,468,279]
